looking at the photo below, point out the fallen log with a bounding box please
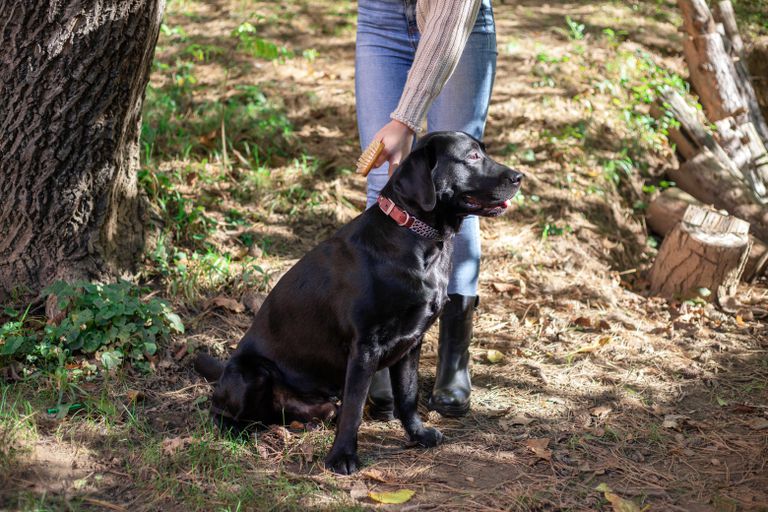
[649,205,751,304]
[651,88,741,178]
[677,0,768,198]
[713,1,768,142]
[679,0,747,121]
[669,149,768,242]
[647,188,768,280]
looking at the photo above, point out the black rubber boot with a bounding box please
[366,368,396,421]
[428,294,478,417]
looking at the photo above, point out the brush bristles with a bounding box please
[356,139,385,177]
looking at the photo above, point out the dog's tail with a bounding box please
[194,352,225,382]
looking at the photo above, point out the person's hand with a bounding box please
[370,120,415,176]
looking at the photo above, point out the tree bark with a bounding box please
[0,1,165,301]
[649,205,751,304]
[647,188,768,280]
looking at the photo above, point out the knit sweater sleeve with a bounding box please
[390,0,482,133]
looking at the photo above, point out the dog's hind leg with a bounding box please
[389,344,444,448]
[324,354,377,475]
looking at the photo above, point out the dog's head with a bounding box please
[386,131,523,223]
[207,354,277,433]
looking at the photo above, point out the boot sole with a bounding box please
[427,397,470,418]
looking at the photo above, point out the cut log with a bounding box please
[647,188,768,280]
[652,88,741,178]
[747,39,768,122]
[677,0,768,199]
[713,1,744,56]
[714,1,768,142]
[669,149,768,242]
[682,32,748,121]
[649,205,751,304]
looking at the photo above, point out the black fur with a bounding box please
[195,131,523,474]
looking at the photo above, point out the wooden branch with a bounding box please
[649,205,751,304]
[647,188,768,280]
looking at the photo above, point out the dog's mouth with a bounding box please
[460,194,514,217]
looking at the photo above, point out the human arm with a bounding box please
[371,0,483,173]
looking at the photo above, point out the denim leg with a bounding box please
[427,27,497,296]
[357,1,497,296]
[356,0,416,208]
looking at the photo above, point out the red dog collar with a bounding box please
[377,195,447,241]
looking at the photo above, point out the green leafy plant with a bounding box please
[0,281,184,375]
[233,22,294,61]
[565,16,586,40]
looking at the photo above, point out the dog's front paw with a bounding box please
[409,426,444,448]
[324,451,361,475]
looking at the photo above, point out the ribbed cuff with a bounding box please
[391,85,433,134]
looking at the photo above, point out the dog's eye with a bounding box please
[468,151,482,161]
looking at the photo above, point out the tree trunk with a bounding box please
[0,1,165,301]
[647,188,768,280]
[649,205,751,304]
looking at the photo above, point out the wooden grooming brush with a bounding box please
[356,139,385,177]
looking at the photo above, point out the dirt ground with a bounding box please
[2,0,767,510]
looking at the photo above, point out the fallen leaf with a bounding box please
[492,282,518,293]
[570,336,612,358]
[508,415,535,426]
[486,349,504,363]
[162,436,191,456]
[350,481,369,500]
[523,438,552,460]
[368,489,416,504]
[596,319,611,331]
[746,418,768,430]
[297,439,314,463]
[360,468,388,482]
[289,420,305,430]
[208,296,245,313]
[590,405,612,418]
[126,390,145,403]
[173,344,188,361]
[735,315,746,327]
[662,414,688,430]
[595,483,646,512]
[573,316,592,328]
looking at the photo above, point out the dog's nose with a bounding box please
[503,169,524,187]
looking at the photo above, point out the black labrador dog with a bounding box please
[195,131,522,474]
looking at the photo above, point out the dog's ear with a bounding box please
[393,144,437,212]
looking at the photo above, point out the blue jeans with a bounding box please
[355,0,497,296]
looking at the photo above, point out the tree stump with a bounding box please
[649,205,751,303]
[647,188,768,280]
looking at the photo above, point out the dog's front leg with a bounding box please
[324,354,376,475]
[390,344,444,447]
